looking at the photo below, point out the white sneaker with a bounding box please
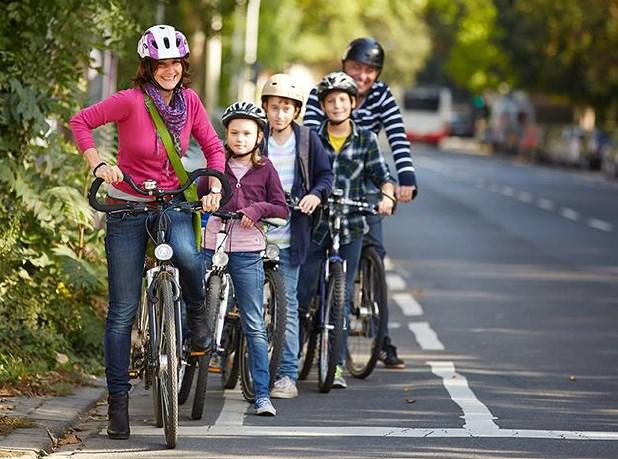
[270,376,299,399]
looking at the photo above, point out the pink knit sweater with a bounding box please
[69,87,225,198]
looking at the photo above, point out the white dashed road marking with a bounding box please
[560,207,580,221]
[392,292,423,316]
[408,322,445,350]
[588,218,613,232]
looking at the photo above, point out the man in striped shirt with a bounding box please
[304,37,418,369]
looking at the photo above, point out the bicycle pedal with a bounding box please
[208,365,222,373]
[189,350,208,357]
[128,370,140,378]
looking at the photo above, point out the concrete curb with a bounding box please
[0,382,106,458]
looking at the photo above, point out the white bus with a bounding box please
[401,86,452,144]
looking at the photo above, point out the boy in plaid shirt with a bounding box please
[297,72,395,389]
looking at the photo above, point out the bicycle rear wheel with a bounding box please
[190,273,222,419]
[158,278,178,448]
[221,316,240,389]
[190,354,211,419]
[318,261,345,393]
[297,302,318,380]
[346,246,386,379]
[178,353,195,405]
[263,265,287,386]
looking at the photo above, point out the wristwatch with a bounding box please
[210,185,222,194]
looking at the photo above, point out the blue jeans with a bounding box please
[297,235,363,365]
[104,206,204,396]
[276,248,300,380]
[203,250,270,399]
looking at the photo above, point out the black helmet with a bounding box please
[221,101,267,132]
[342,37,385,69]
[316,72,358,101]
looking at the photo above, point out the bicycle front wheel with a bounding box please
[158,278,178,448]
[346,246,386,379]
[318,261,345,393]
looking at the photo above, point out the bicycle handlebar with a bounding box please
[88,168,232,214]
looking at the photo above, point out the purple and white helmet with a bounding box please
[137,25,190,60]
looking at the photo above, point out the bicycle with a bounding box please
[296,189,381,392]
[182,209,287,408]
[238,226,287,401]
[88,168,230,448]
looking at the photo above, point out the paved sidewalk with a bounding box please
[0,380,106,458]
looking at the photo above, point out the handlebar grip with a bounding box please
[87,177,137,213]
[188,168,233,207]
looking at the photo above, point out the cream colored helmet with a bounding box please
[260,73,305,105]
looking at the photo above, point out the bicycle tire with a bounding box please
[221,320,240,389]
[263,265,287,387]
[178,356,195,405]
[191,354,211,419]
[318,260,345,393]
[159,278,178,448]
[238,329,254,401]
[187,273,222,418]
[346,245,386,379]
[297,302,318,380]
[146,335,163,427]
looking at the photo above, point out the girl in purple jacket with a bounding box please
[202,102,288,416]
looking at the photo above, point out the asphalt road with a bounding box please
[50,145,618,458]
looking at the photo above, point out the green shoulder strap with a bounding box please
[144,94,202,249]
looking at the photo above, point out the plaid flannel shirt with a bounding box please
[314,121,394,245]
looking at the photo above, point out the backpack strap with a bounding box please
[298,125,311,193]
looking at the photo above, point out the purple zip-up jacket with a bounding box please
[200,157,288,251]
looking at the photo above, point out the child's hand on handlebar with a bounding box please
[239,214,254,229]
[298,194,321,215]
[377,196,394,216]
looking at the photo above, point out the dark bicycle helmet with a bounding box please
[221,101,267,132]
[316,72,358,101]
[342,37,385,70]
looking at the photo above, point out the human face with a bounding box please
[264,96,299,132]
[153,59,183,91]
[343,60,379,97]
[226,118,262,156]
[321,91,355,124]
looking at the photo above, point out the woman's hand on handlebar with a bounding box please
[201,192,221,212]
[95,164,124,184]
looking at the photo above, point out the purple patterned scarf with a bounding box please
[144,83,187,146]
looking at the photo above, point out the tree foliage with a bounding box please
[257,0,430,85]
[0,0,151,384]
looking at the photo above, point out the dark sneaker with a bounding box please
[107,392,130,440]
[381,344,405,369]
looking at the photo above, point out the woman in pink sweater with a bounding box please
[69,24,225,440]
